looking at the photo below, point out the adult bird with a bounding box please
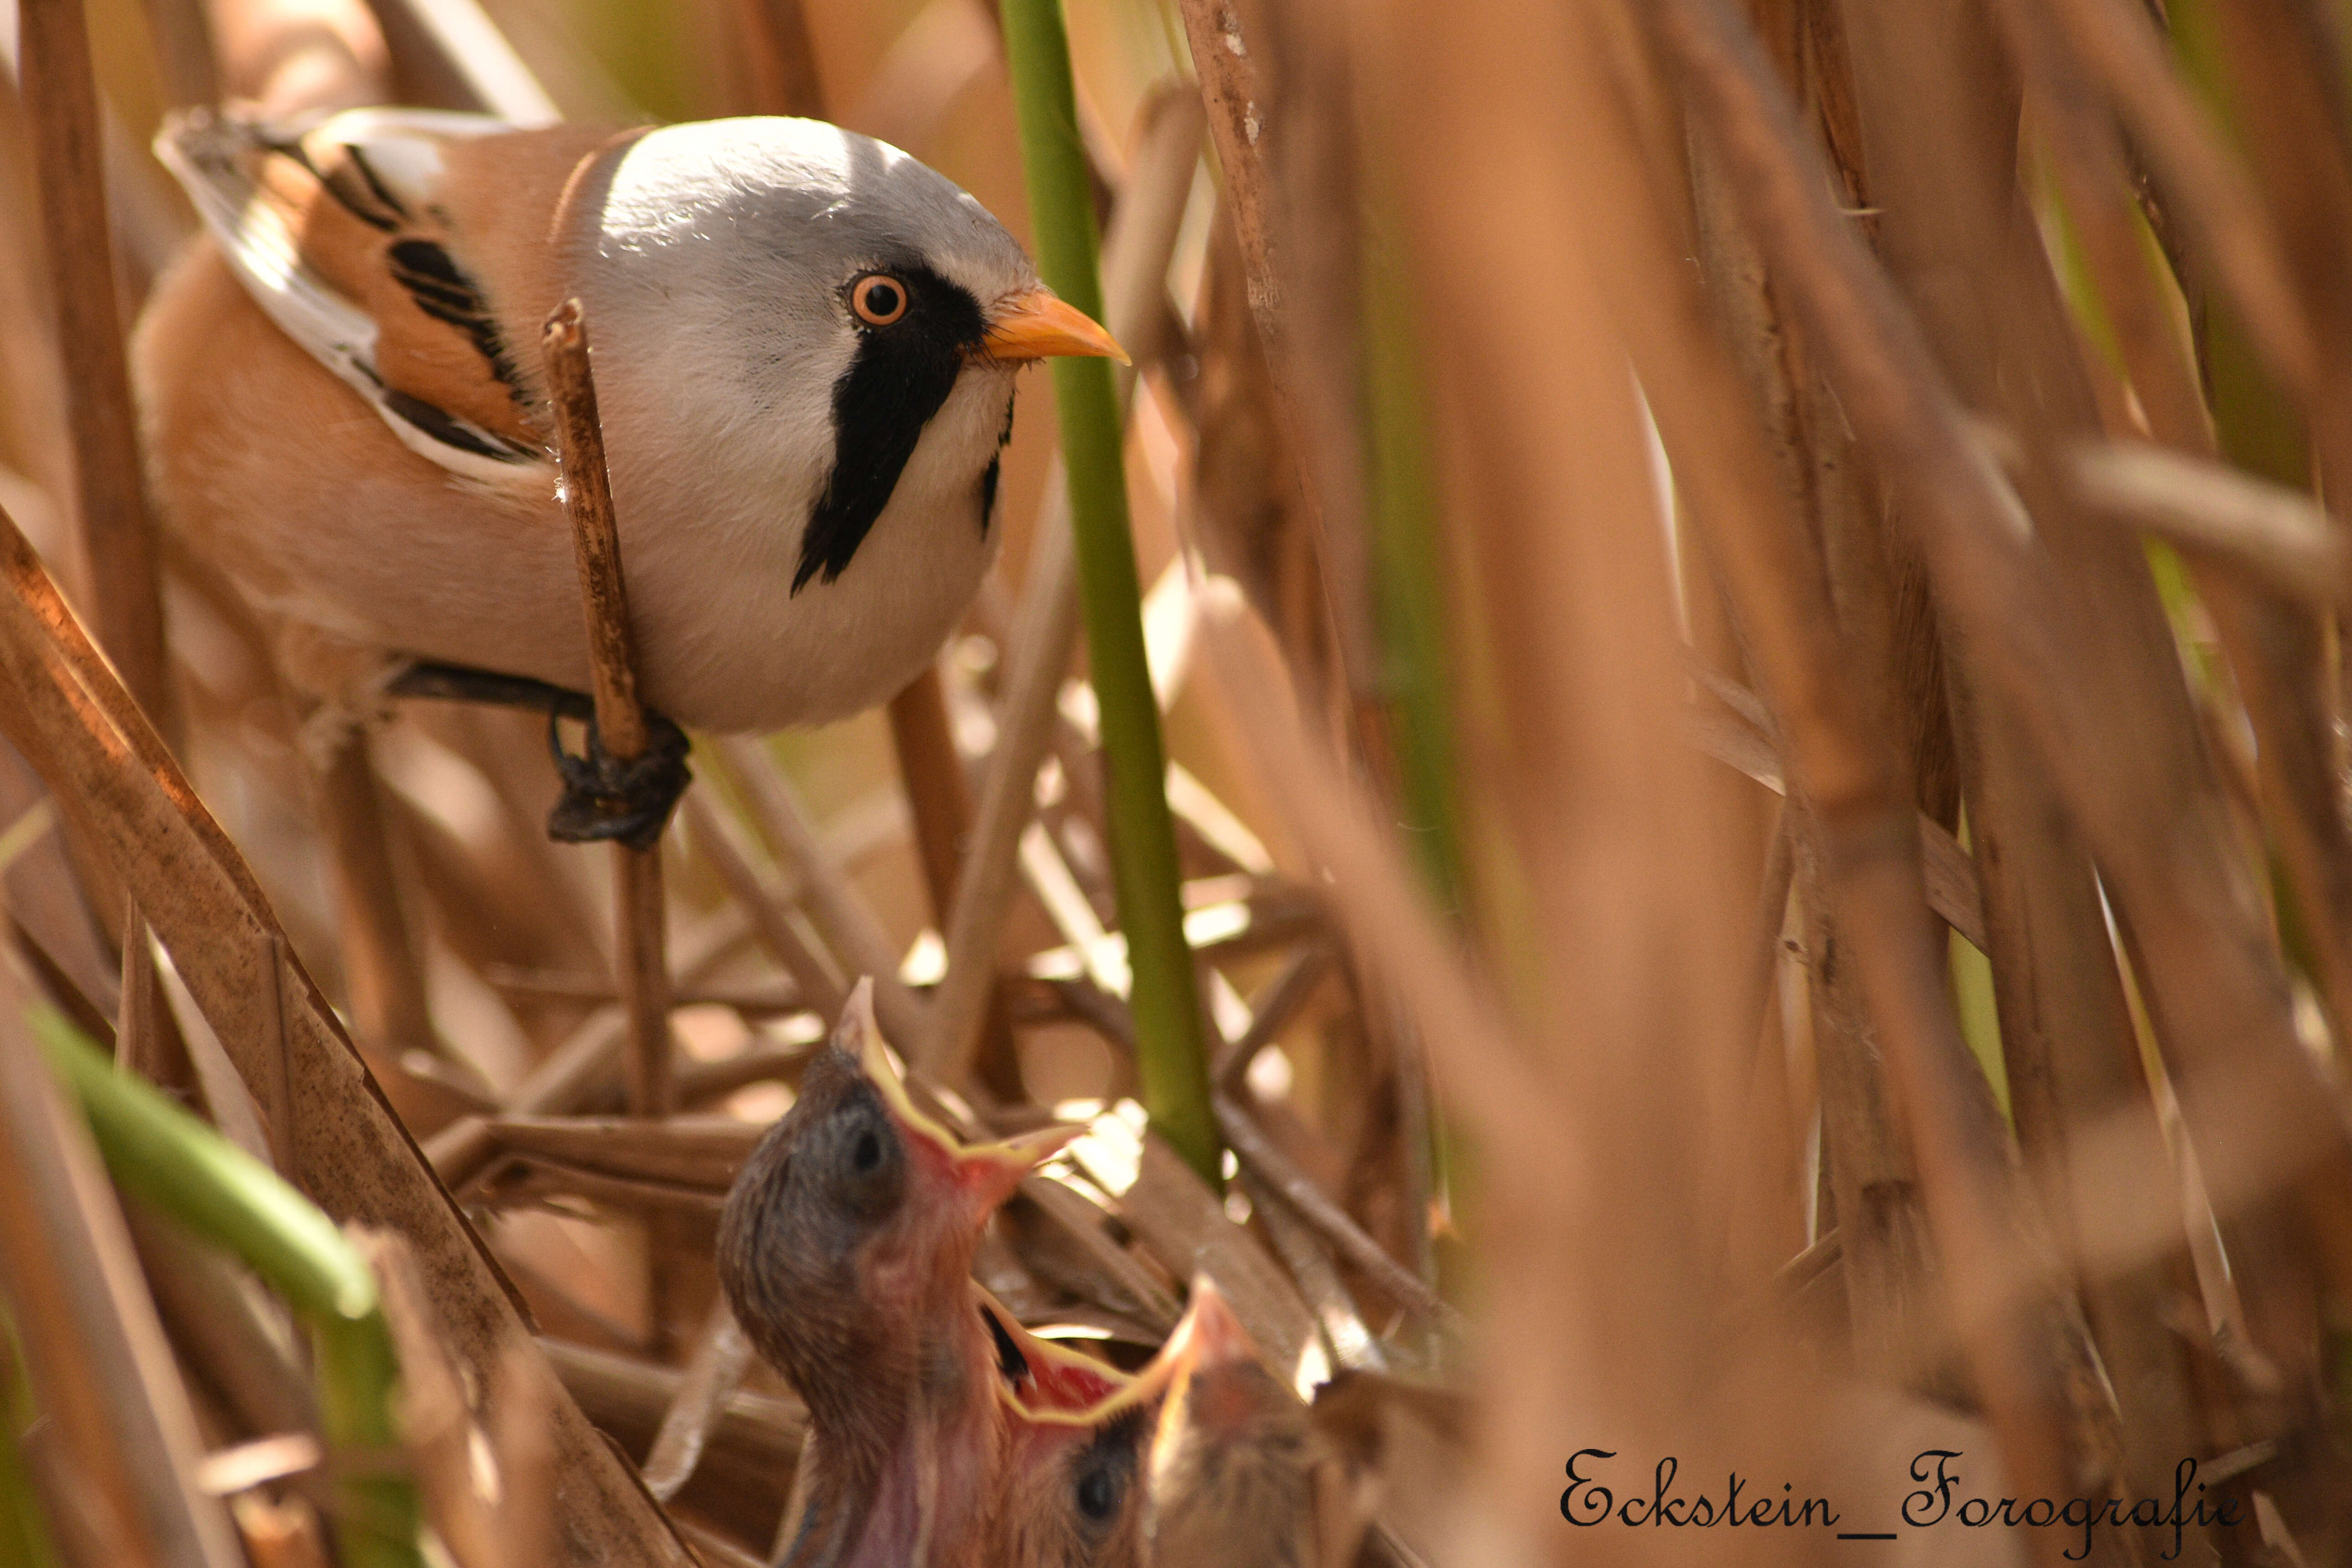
[134,105,1123,841]
[716,982,1075,1567]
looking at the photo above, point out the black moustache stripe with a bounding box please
[795,263,990,593]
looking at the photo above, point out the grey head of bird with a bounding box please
[579,117,1122,593]
[565,116,1127,729]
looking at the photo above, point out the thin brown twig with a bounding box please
[1213,1090,1463,1335]
[682,790,847,1021]
[1211,942,1330,1094]
[707,737,922,1049]
[543,299,673,1123]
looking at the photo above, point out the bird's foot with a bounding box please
[389,661,692,849]
[546,707,692,850]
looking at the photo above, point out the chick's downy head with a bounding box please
[1144,1279,1321,1568]
[982,1290,1160,1568]
[715,980,1074,1433]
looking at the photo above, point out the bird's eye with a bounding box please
[1076,1465,1117,1522]
[852,1129,883,1173]
[851,274,908,326]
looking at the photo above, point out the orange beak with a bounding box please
[845,980,1078,1220]
[981,288,1130,366]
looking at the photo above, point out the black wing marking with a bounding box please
[385,237,527,399]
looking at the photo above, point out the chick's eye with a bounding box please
[852,1129,883,1173]
[852,274,908,326]
[1076,1466,1117,1522]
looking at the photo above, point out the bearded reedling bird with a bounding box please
[716,982,1077,1567]
[977,1286,1170,1568]
[134,105,1124,841]
[1144,1278,1350,1568]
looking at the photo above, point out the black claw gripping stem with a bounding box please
[389,661,692,850]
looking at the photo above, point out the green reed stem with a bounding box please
[997,0,1219,1183]
[30,1009,420,1568]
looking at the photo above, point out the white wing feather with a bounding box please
[153,106,548,486]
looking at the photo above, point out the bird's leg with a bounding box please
[388,660,692,850]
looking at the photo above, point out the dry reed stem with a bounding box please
[313,733,439,1065]
[1008,1169,1183,1329]
[423,909,748,1188]
[543,300,673,1123]
[481,1114,760,1190]
[119,1198,316,1442]
[365,0,559,121]
[0,966,242,1568]
[365,1231,503,1568]
[1685,36,1957,1397]
[1665,0,2352,1262]
[1173,0,1375,720]
[19,0,176,744]
[1200,612,1555,1161]
[922,88,1199,1083]
[880,666,1025,1094]
[680,791,846,1016]
[1838,0,2175,1521]
[1213,1090,1458,1333]
[2040,0,2317,406]
[640,1299,753,1502]
[488,1335,557,1568]
[1065,1119,1317,1373]
[727,0,826,119]
[2060,443,2344,603]
[1652,0,2352,1511]
[1427,0,2102,1541]
[537,1338,806,1471]
[138,0,219,105]
[116,899,195,1102]
[1240,1170,1383,1373]
[707,737,921,1045]
[1211,942,1328,1093]
[2014,0,2352,1113]
[0,499,694,1567]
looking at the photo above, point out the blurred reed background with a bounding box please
[1,0,2351,1564]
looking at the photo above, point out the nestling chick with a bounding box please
[716,983,1075,1567]
[978,1288,1167,1568]
[134,105,1122,832]
[1145,1278,1338,1568]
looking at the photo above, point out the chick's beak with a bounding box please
[982,288,1130,366]
[1164,1277,1253,1380]
[853,1008,1076,1221]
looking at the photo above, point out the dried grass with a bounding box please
[4,0,2352,1563]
